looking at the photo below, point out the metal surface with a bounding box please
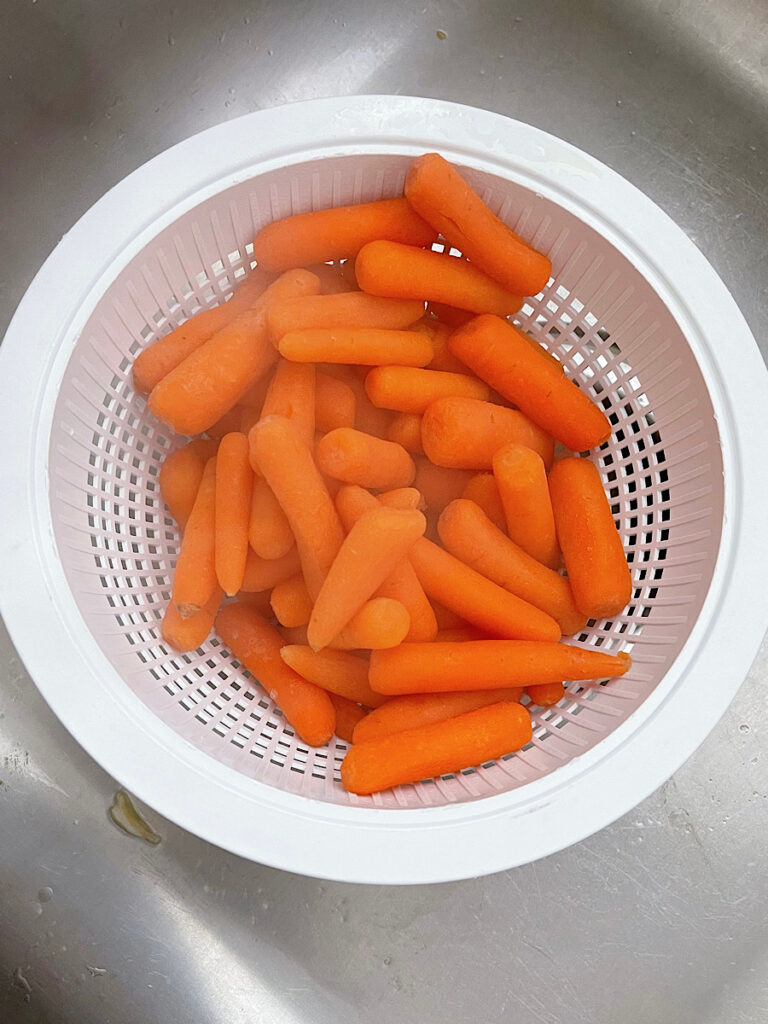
[1,0,767,1020]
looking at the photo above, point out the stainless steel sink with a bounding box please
[2,2,767,1022]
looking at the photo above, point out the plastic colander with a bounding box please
[2,97,767,884]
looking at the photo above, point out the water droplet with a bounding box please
[739,723,750,733]
[38,887,53,903]
[616,99,622,107]
[630,130,636,137]
[383,955,392,966]
[267,49,273,56]
[228,87,235,95]
[436,29,447,40]
[244,15,250,23]
[167,33,174,46]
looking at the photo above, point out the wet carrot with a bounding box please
[214,433,254,596]
[385,413,424,455]
[315,372,356,432]
[353,688,524,743]
[252,198,435,270]
[330,694,368,743]
[267,292,424,342]
[161,586,223,652]
[159,438,218,530]
[239,546,302,592]
[316,428,416,489]
[526,682,565,706]
[260,359,316,448]
[365,366,489,414]
[270,575,313,628]
[279,646,385,707]
[171,457,218,618]
[330,597,411,650]
[278,327,433,368]
[356,241,523,316]
[216,603,335,747]
[548,457,633,618]
[247,477,295,560]
[493,444,560,570]
[377,487,424,511]
[461,473,507,532]
[449,315,611,451]
[341,702,532,795]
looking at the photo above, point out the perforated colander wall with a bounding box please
[49,154,723,809]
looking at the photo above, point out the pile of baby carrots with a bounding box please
[135,152,633,797]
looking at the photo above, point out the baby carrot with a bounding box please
[239,546,302,592]
[526,682,565,706]
[159,438,218,530]
[267,292,424,342]
[420,320,469,374]
[385,413,424,454]
[216,603,335,747]
[365,366,489,414]
[341,702,533,795]
[307,507,426,650]
[316,428,416,489]
[250,415,346,599]
[315,372,356,432]
[330,597,411,651]
[303,263,355,295]
[421,396,554,471]
[132,267,276,395]
[278,327,433,368]
[279,624,309,646]
[149,269,319,435]
[435,627,489,642]
[233,589,274,618]
[437,499,587,635]
[405,153,552,296]
[270,575,313,628]
[260,359,316,448]
[431,603,467,631]
[461,473,507,532]
[248,477,295,560]
[548,457,633,618]
[171,457,218,618]
[205,405,246,441]
[493,444,560,570]
[330,694,368,743]
[279,646,385,707]
[252,198,435,270]
[427,301,474,329]
[161,586,223,653]
[342,372,396,436]
[369,641,632,695]
[356,241,523,317]
[413,458,473,511]
[377,487,424,511]
[214,433,254,596]
[449,315,612,451]
[353,688,524,743]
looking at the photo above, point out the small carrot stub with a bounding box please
[213,433,254,596]
[356,240,523,317]
[370,641,631,695]
[449,315,611,451]
[548,457,633,619]
[385,413,424,455]
[259,359,317,448]
[315,372,356,432]
[267,292,425,341]
[247,477,295,560]
[437,499,587,636]
[270,575,313,628]
[353,688,524,743]
[216,604,335,747]
[172,457,218,618]
[240,546,302,592]
[330,597,411,651]
[159,439,218,530]
[341,702,533,795]
[279,646,384,707]
[378,487,424,511]
[316,428,416,489]
[526,682,566,706]
[252,198,435,270]
[330,694,368,743]
[462,473,507,532]
[278,327,433,368]
[421,396,555,471]
[409,537,561,642]
[405,152,552,296]
[493,444,560,570]
[364,366,489,414]
[161,586,223,652]
[307,507,426,650]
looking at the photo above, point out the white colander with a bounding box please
[2,97,766,884]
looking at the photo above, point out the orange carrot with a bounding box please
[252,198,435,270]
[385,413,424,454]
[279,646,385,707]
[435,627,489,642]
[405,153,552,296]
[353,687,524,743]
[426,301,474,329]
[408,537,561,641]
[315,372,356,432]
[343,372,396,436]
[431,603,467,631]
[247,477,295,560]
[526,682,565,706]
[267,292,424,342]
[449,315,611,451]
[330,694,368,743]
[205,405,246,441]
[461,473,507,532]
[356,240,523,315]
[171,457,218,617]
[493,444,560,570]
[214,433,253,596]
[307,507,426,650]
[238,375,272,411]
[421,396,554,471]
[303,263,355,295]
[148,270,319,435]
[419,320,469,374]
[279,624,309,646]
[369,641,632,695]
[159,439,218,530]
[365,366,489,415]
[270,575,313,628]
[437,499,587,635]
[413,458,474,513]
[216,603,335,747]
[234,589,274,617]
[548,457,633,618]
[330,597,411,650]
[341,702,532,795]
[316,428,416,489]
[259,359,316,448]
[278,327,433,368]
[378,487,424,511]
[161,586,223,652]
[133,267,276,395]
[250,415,345,599]
[240,546,302,592]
